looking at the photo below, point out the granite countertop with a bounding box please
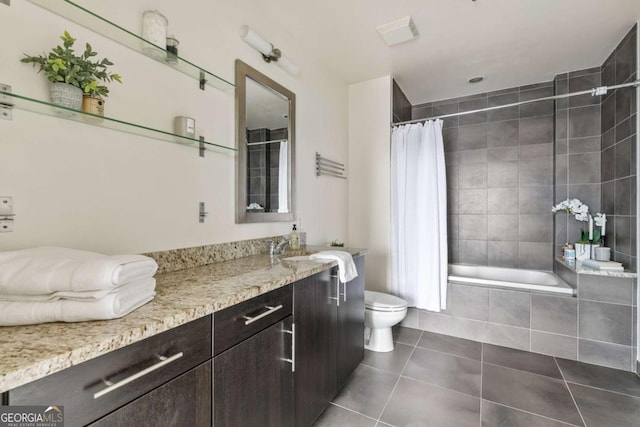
[0,246,366,393]
[555,257,638,279]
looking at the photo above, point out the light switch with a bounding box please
[0,197,12,216]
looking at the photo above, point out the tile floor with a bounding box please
[313,326,640,427]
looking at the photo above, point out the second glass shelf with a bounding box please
[27,0,235,93]
[1,90,237,153]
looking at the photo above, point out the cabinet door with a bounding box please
[294,270,338,427]
[337,255,365,388]
[89,361,212,427]
[214,316,294,427]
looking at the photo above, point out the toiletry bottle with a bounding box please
[290,224,300,250]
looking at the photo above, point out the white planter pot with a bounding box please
[49,83,82,110]
[575,243,599,260]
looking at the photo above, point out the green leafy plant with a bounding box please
[21,31,122,98]
[330,240,344,247]
[576,229,601,244]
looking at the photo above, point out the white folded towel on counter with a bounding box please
[0,278,155,302]
[309,251,358,283]
[0,279,157,326]
[0,247,158,295]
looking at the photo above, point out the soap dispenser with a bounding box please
[290,224,300,250]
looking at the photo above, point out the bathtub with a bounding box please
[448,264,575,296]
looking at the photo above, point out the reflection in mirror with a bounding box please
[246,78,289,213]
[236,60,295,223]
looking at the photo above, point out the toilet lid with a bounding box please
[365,291,407,310]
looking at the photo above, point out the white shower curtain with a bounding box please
[277,140,289,213]
[391,120,448,311]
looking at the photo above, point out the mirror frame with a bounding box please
[235,59,296,223]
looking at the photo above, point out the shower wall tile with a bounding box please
[531,331,577,360]
[519,115,554,145]
[488,161,519,188]
[459,215,488,240]
[487,120,519,147]
[487,188,519,214]
[519,215,553,243]
[459,240,488,265]
[459,163,488,189]
[531,294,578,336]
[579,300,633,346]
[518,242,552,270]
[568,105,601,138]
[449,284,489,321]
[578,339,634,371]
[487,241,519,267]
[488,215,519,241]
[519,186,553,214]
[488,289,531,328]
[459,189,487,214]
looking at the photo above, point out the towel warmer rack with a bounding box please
[316,152,346,180]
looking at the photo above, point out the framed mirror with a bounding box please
[235,60,296,223]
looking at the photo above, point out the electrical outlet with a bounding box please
[0,197,12,216]
[0,220,13,233]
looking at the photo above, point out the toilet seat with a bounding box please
[365,291,407,312]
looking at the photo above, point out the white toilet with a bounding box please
[364,291,408,352]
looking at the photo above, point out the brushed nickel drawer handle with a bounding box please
[93,352,184,399]
[243,304,283,325]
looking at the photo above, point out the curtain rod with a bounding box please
[246,139,287,146]
[391,80,640,127]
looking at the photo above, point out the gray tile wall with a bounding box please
[600,24,637,271]
[393,79,412,123]
[554,68,603,257]
[246,127,287,212]
[413,84,555,270]
[401,272,637,371]
[554,24,638,273]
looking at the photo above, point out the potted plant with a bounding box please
[552,198,603,260]
[21,31,121,116]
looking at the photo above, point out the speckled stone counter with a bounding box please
[0,245,365,393]
[555,257,638,279]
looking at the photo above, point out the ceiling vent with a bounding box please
[376,16,419,46]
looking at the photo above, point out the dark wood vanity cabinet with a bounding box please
[337,255,365,388]
[293,270,338,427]
[294,255,365,426]
[4,316,212,427]
[213,285,294,427]
[88,361,212,427]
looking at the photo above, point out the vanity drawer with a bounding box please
[214,284,292,355]
[6,315,212,427]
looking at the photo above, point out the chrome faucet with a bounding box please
[274,237,290,254]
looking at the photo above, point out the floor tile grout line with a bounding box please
[375,343,419,424]
[482,360,565,382]
[563,380,640,400]
[482,400,583,427]
[413,343,482,363]
[328,402,382,423]
[554,357,588,427]
[396,373,482,400]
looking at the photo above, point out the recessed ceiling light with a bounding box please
[376,16,419,47]
[468,76,484,83]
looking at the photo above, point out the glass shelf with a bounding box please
[1,90,237,153]
[26,0,235,93]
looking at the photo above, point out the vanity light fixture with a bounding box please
[239,25,299,75]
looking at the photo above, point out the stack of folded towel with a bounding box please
[309,250,358,283]
[0,247,158,326]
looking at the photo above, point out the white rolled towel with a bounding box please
[0,247,158,295]
[309,250,358,283]
[0,279,157,326]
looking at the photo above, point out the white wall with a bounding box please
[0,0,349,254]
[347,76,392,292]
